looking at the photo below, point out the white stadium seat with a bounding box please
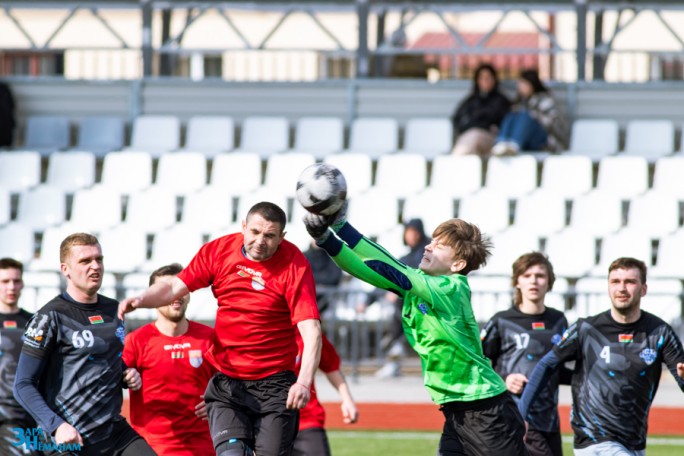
[513,191,567,238]
[67,187,123,233]
[98,224,149,274]
[155,151,208,196]
[374,153,428,198]
[291,116,344,159]
[127,115,181,157]
[479,227,540,276]
[99,151,153,196]
[485,155,538,198]
[346,189,400,238]
[209,152,262,197]
[263,152,316,197]
[0,223,36,265]
[324,153,373,197]
[15,186,67,232]
[401,117,452,160]
[123,187,178,234]
[235,116,290,159]
[180,187,235,236]
[652,156,684,199]
[595,156,649,200]
[650,229,684,279]
[544,228,597,279]
[458,189,511,235]
[565,118,619,160]
[402,189,455,235]
[567,190,623,237]
[623,119,675,161]
[592,228,654,276]
[182,115,235,157]
[0,151,41,193]
[345,117,399,160]
[625,190,680,239]
[428,155,483,197]
[46,151,96,193]
[539,155,593,199]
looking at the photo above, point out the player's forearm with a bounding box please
[13,353,66,435]
[136,277,188,309]
[518,350,561,420]
[326,370,354,403]
[296,319,322,388]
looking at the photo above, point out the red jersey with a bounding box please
[296,333,341,431]
[123,321,216,456]
[178,233,320,380]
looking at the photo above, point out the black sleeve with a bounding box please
[518,350,563,421]
[13,353,66,435]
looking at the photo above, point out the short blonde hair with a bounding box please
[432,219,492,275]
[60,233,100,263]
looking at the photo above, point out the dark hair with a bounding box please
[0,257,23,273]
[608,257,647,284]
[60,233,100,263]
[246,202,287,231]
[511,252,556,306]
[149,263,184,286]
[432,218,492,275]
[519,69,548,94]
[472,63,499,93]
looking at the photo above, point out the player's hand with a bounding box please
[341,399,358,424]
[54,422,83,446]
[677,362,684,379]
[286,382,311,410]
[118,297,141,320]
[195,396,208,420]
[303,213,331,243]
[123,368,142,391]
[505,373,528,395]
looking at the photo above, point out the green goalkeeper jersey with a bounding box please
[320,224,507,405]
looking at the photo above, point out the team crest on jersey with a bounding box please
[418,303,429,315]
[189,349,203,368]
[115,325,125,344]
[3,320,17,329]
[551,334,562,345]
[639,348,657,365]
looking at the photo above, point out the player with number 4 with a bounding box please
[13,233,156,455]
[519,257,684,456]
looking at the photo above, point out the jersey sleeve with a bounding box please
[285,253,320,325]
[480,317,502,368]
[177,241,215,292]
[660,324,684,390]
[21,311,59,360]
[552,320,582,362]
[318,334,341,374]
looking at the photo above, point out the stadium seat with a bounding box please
[622,119,675,161]
[209,152,262,197]
[185,287,218,322]
[478,227,540,276]
[98,224,149,274]
[67,186,123,233]
[458,189,511,235]
[291,116,344,159]
[468,275,513,323]
[565,118,619,160]
[323,152,373,197]
[234,116,290,159]
[234,188,289,222]
[428,155,483,197]
[484,155,538,198]
[179,187,235,236]
[401,117,452,160]
[20,271,62,312]
[652,156,684,199]
[155,151,208,196]
[545,277,569,313]
[374,153,428,198]
[567,190,623,237]
[283,222,313,253]
[127,115,181,157]
[512,191,567,238]
[0,189,10,226]
[45,151,96,193]
[595,155,649,200]
[544,229,597,279]
[263,152,316,197]
[141,225,205,272]
[123,187,178,234]
[346,189,400,238]
[539,155,593,199]
[0,151,41,193]
[592,228,654,276]
[75,116,125,156]
[99,151,153,196]
[345,117,399,160]
[573,276,608,318]
[625,190,680,238]
[22,115,70,156]
[100,272,118,300]
[29,225,80,272]
[15,186,67,232]
[0,223,35,265]
[650,229,684,279]
[640,279,683,325]
[375,223,410,259]
[182,115,235,157]
[402,189,455,235]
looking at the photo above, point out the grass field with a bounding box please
[328,431,684,455]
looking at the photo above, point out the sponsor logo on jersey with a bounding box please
[88,315,104,325]
[639,348,657,365]
[189,349,203,368]
[532,322,545,330]
[619,334,633,343]
[11,427,82,452]
[164,342,192,350]
[3,320,17,329]
[25,327,44,342]
[237,265,266,290]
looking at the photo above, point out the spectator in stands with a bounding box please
[303,240,343,314]
[0,81,15,148]
[481,252,570,456]
[491,69,567,156]
[519,257,684,456]
[450,63,511,156]
[119,201,322,456]
[123,263,216,456]
[293,331,358,456]
[0,258,41,456]
[375,218,431,378]
[14,233,154,455]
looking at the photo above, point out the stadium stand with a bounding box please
[154,151,208,196]
[0,223,35,265]
[234,116,290,159]
[564,118,619,161]
[401,189,455,234]
[15,186,67,233]
[622,119,675,162]
[323,152,373,197]
[209,152,263,197]
[594,155,649,199]
[126,115,181,157]
[122,187,178,234]
[538,155,593,199]
[21,115,70,156]
[512,191,567,238]
[263,152,316,197]
[484,155,538,198]
[345,117,399,159]
[179,187,235,237]
[374,153,428,198]
[75,116,126,156]
[428,154,483,197]
[0,189,10,226]
[98,151,153,196]
[98,224,149,275]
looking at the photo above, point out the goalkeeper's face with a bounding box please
[419,237,465,276]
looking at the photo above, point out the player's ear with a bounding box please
[450,258,467,273]
[640,282,647,297]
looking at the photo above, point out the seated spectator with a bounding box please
[451,63,511,156]
[491,69,567,156]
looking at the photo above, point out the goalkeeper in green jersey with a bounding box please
[303,205,528,456]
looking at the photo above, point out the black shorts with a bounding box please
[205,370,299,455]
[42,419,156,456]
[524,428,562,456]
[292,427,331,456]
[438,392,529,456]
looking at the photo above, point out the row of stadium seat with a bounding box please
[8,114,684,161]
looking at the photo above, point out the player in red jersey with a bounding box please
[293,332,358,456]
[123,263,216,456]
[119,202,322,456]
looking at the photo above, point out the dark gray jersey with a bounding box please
[21,294,126,443]
[554,310,684,450]
[0,309,34,426]
[481,306,568,432]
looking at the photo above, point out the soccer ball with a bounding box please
[295,163,347,216]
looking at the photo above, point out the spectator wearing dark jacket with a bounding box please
[451,63,511,156]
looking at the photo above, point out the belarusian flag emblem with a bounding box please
[89,315,104,325]
[619,334,633,343]
[532,322,545,330]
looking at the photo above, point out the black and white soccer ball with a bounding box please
[295,163,347,216]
